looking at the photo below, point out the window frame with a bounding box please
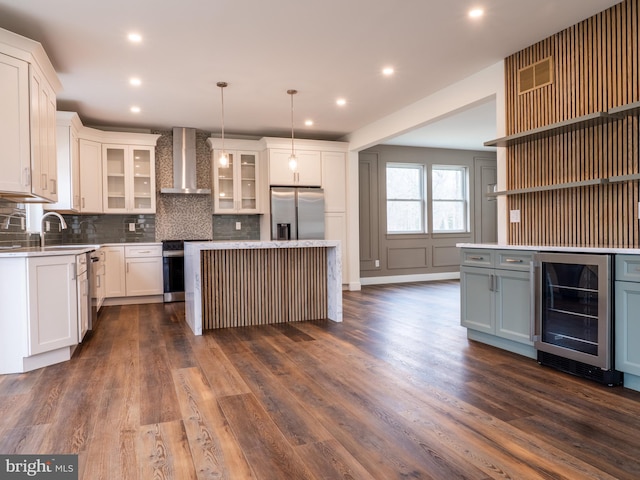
[431,165,469,234]
[385,162,427,235]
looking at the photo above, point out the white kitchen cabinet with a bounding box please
[124,245,163,296]
[103,144,156,213]
[48,113,103,213]
[78,138,103,213]
[104,245,126,297]
[460,249,535,358]
[269,149,322,186]
[29,64,58,203]
[103,244,162,301]
[0,53,31,196]
[212,150,261,213]
[27,255,78,355]
[321,151,347,212]
[46,112,82,212]
[0,254,79,374]
[0,30,61,202]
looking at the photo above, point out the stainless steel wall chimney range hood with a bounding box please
[160,127,211,194]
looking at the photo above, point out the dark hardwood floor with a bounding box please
[1,280,640,479]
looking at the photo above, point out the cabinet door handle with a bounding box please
[42,173,48,190]
[137,250,151,254]
[531,261,540,341]
[24,167,31,186]
[82,197,86,209]
[126,262,129,273]
[469,256,484,261]
[50,178,57,194]
[493,275,498,292]
[505,258,523,263]
[488,274,494,292]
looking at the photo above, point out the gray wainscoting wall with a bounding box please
[359,144,496,279]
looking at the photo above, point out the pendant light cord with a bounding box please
[287,89,297,158]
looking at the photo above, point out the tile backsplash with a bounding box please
[60,214,156,244]
[0,200,33,248]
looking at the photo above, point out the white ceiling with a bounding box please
[0,0,621,149]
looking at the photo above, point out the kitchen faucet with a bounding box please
[40,212,68,248]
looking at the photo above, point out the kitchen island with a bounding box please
[184,240,342,335]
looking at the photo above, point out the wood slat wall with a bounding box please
[504,0,639,246]
[201,248,328,329]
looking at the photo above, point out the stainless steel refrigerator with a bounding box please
[271,187,325,240]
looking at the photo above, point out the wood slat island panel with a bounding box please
[184,240,342,335]
[201,247,328,329]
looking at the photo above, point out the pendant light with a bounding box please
[287,89,298,172]
[217,81,229,168]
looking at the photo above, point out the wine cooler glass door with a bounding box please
[535,253,611,369]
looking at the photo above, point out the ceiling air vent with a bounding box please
[518,57,553,94]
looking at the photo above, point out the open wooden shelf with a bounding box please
[485,101,640,148]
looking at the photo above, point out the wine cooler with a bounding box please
[533,252,622,386]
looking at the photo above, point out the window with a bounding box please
[386,163,425,233]
[431,166,468,232]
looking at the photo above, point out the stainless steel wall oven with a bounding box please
[533,252,622,385]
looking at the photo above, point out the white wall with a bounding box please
[342,61,506,290]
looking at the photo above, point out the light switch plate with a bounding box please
[510,209,521,223]
[129,223,136,232]
[235,222,241,230]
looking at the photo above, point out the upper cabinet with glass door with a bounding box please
[102,132,160,213]
[207,138,263,214]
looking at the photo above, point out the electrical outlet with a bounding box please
[375,259,380,267]
[45,220,51,232]
[129,223,136,232]
[20,217,25,230]
[235,222,241,230]
[509,209,521,223]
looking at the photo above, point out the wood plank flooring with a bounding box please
[1,280,640,479]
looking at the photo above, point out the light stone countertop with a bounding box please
[184,239,340,250]
[456,243,640,255]
[0,242,161,258]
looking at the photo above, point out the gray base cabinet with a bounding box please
[460,248,535,358]
[615,255,640,390]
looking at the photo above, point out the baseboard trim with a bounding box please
[360,272,460,286]
[103,295,164,306]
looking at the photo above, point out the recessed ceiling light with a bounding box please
[127,32,142,43]
[382,67,394,76]
[305,120,313,126]
[130,106,141,113]
[336,98,346,106]
[468,8,484,19]
[129,77,142,86]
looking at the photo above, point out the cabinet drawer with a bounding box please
[125,245,161,258]
[615,255,640,282]
[496,250,534,271]
[460,249,493,267]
